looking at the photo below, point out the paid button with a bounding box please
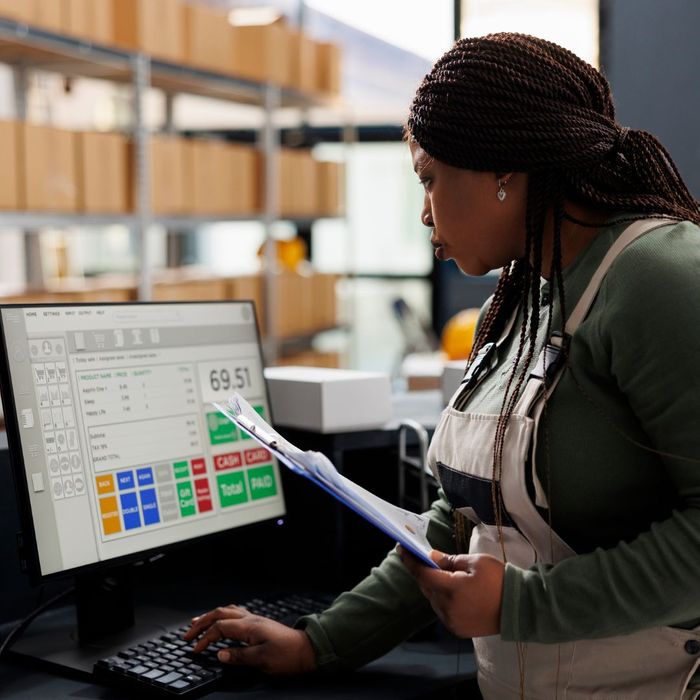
[247,465,277,501]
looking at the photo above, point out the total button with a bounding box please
[684,639,700,655]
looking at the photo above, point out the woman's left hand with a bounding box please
[398,547,504,638]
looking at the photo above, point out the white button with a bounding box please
[60,383,72,406]
[44,432,56,454]
[21,408,35,429]
[45,362,57,383]
[31,472,45,492]
[70,451,82,473]
[62,407,75,429]
[74,475,85,495]
[48,457,60,476]
[33,365,47,385]
[41,408,53,430]
[51,407,64,430]
[38,386,50,408]
[56,362,67,382]
[59,455,71,474]
[49,385,61,406]
[56,431,68,453]
[62,476,75,498]
[66,429,78,451]
[51,478,64,500]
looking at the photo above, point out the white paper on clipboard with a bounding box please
[213,393,438,568]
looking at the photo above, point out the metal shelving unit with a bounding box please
[0,16,346,363]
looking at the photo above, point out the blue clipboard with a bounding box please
[213,398,438,569]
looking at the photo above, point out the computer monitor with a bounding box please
[0,301,285,587]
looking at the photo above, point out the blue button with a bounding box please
[136,467,154,487]
[120,492,141,530]
[117,470,135,491]
[139,488,160,526]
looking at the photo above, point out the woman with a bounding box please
[185,34,700,698]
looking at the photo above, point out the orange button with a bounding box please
[95,474,115,495]
[99,496,121,535]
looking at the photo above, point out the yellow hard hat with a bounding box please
[441,308,480,360]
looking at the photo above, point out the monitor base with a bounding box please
[8,603,189,678]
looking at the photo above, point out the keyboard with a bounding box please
[94,592,334,697]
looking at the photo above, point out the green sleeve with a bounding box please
[297,491,456,671]
[501,222,700,642]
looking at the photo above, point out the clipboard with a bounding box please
[213,394,438,569]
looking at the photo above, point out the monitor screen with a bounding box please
[0,302,285,580]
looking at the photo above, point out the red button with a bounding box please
[244,447,271,465]
[197,497,212,513]
[214,452,242,471]
[194,478,211,499]
[191,458,206,475]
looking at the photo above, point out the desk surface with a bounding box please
[2,634,478,700]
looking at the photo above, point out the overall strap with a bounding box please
[522,217,677,507]
[451,303,519,410]
[564,217,677,335]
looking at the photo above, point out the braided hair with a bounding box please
[407,33,700,555]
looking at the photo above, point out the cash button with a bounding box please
[684,639,700,655]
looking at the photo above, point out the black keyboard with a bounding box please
[94,593,334,697]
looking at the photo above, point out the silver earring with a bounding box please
[497,180,507,202]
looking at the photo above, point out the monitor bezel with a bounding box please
[0,300,283,586]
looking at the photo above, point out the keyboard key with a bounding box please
[154,671,183,686]
[170,680,192,690]
[142,668,165,680]
[125,665,150,676]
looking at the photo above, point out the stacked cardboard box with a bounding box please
[152,270,228,301]
[112,0,184,63]
[76,131,130,213]
[278,148,318,217]
[317,161,344,216]
[316,42,342,95]
[62,0,113,44]
[275,351,341,368]
[0,1,34,23]
[289,29,318,94]
[150,135,188,215]
[228,275,265,333]
[231,21,291,86]
[183,3,232,74]
[185,139,259,215]
[0,121,20,210]
[33,1,65,33]
[19,123,78,212]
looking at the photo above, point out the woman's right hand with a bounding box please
[182,604,317,676]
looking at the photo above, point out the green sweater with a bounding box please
[299,218,700,669]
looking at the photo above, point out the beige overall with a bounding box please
[428,219,700,698]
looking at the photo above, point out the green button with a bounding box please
[247,465,277,501]
[177,481,196,517]
[173,460,189,479]
[241,405,266,440]
[207,411,238,445]
[217,472,248,508]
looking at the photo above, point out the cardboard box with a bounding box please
[312,273,338,329]
[184,4,232,74]
[152,272,228,301]
[316,41,342,95]
[228,143,259,214]
[186,139,232,214]
[263,366,392,432]
[0,120,20,210]
[317,161,344,216]
[76,131,129,213]
[33,1,66,33]
[275,351,340,369]
[0,1,33,23]
[63,0,91,39]
[289,30,319,94]
[20,123,78,212]
[150,135,188,214]
[231,23,290,86]
[113,0,184,63]
[278,149,318,217]
[228,274,265,332]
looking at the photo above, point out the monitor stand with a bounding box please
[8,567,188,678]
